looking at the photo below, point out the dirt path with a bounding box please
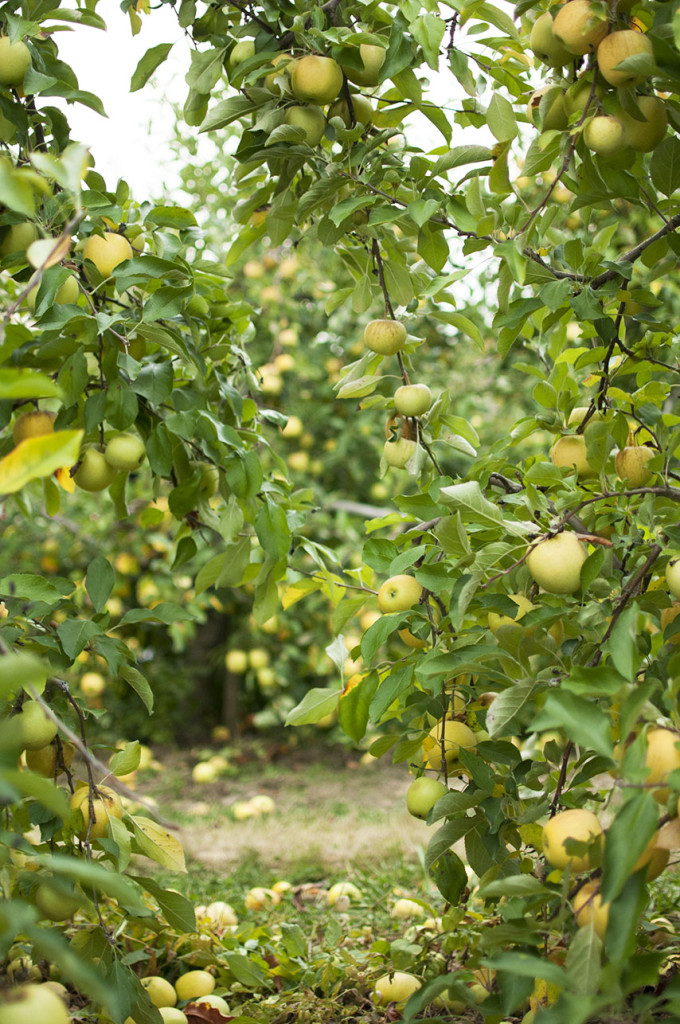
[144,747,431,872]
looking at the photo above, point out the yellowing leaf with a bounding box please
[27,235,72,269]
[130,815,186,872]
[281,578,319,609]
[55,465,76,492]
[0,430,83,495]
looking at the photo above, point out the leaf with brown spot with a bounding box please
[184,1003,234,1024]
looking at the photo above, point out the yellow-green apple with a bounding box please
[265,53,294,93]
[158,1010,187,1024]
[564,77,602,119]
[488,593,535,633]
[572,882,609,938]
[82,231,133,277]
[141,976,177,1008]
[284,104,326,145]
[406,776,448,819]
[249,648,269,669]
[328,94,373,127]
[583,115,626,156]
[229,39,255,67]
[26,739,74,777]
[17,701,58,750]
[69,784,123,840]
[0,985,70,1024]
[552,0,608,55]
[394,384,433,417]
[373,972,421,1007]
[0,221,38,257]
[363,318,407,354]
[194,995,230,1014]
[634,832,670,880]
[666,558,680,600]
[204,900,238,929]
[27,273,80,310]
[596,31,654,87]
[80,672,106,698]
[250,794,275,814]
[617,95,667,152]
[530,12,573,67]
[6,959,41,984]
[384,437,417,468]
[644,728,680,802]
[327,881,362,905]
[378,574,422,613]
[526,532,586,594]
[398,627,427,648]
[34,882,82,922]
[0,36,31,87]
[343,43,386,86]
[542,808,603,872]
[192,761,218,784]
[527,87,568,131]
[244,886,281,910]
[174,971,215,1001]
[423,720,477,770]
[615,446,655,486]
[104,432,146,471]
[391,898,425,919]
[567,406,602,428]
[550,434,597,476]
[12,410,55,445]
[225,649,248,673]
[290,55,343,104]
[73,447,118,492]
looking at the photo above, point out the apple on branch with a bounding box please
[364,318,407,355]
[542,808,603,872]
[290,55,343,104]
[377,574,422,613]
[526,532,586,594]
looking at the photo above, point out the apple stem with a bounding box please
[371,238,395,320]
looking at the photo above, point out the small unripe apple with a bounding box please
[583,115,625,156]
[197,461,220,499]
[229,39,255,67]
[615,446,655,487]
[12,411,55,445]
[225,649,248,673]
[550,434,597,477]
[529,12,572,67]
[406,776,448,819]
[34,882,82,922]
[284,105,326,145]
[572,882,609,938]
[542,808,603,872]
[564,77,602,119]
[343,43,386,86]
[552,0,608,55]
[141,976,177,1008]
[80,671,106,697]
[82,231,133,278]
[17,701,58,751]
[666,558,680,600]
[363,318,407,355]
[328,94,373,127]
[74,447,118,492]
[526,533,586,595]
[0,221,38,257]
[0,36,31,87]
[423,720,477,770]
[174,970,215,1002]
[391,897,425,919]
[373,972,421,1007]
[618,95,667,152]
[394,384,432,417]
[384,437,417,468]
[290,55,343,104]
[596,31,654,88]
[378,574,422,613]
[104,432,146,471]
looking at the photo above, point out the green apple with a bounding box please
[284,104,326,145]
[596,31,654,88]
[378,574,422,613]
[615,445,655,486]
[229,39,255,67]
[527,87,568,131]
[564,77,602,119]
[406,776,448,819]
[0,221,38,258]
[26,272,80,310]
[159,1009,187,1024]
[423,720,477,770]
[26,739,74,777]
[74,447,118,492]
[373,972,421,1007]
[363,318,407,354]
[394,383,432,417]
[0,985,70,1024]
[17,701,58,751]
[197,462,220,499]
[290,55,343,104]
[617,95,667,152]
[34,881,82,922]
[550,434,597,476]
[526,532,586,594]
[666,558,680,600]
[583,115,626,156]
[141,977,177,1009]
[82,231,133,277]
[265,53,294,93]
[193,995,230,1014]
[552,0,608,55]
[529,12,572,67]
[488,593,535,633]
[573,882,609,938]
[327,94,373,127]
[12,410,55,445]
[0,36,31,87]
[542,808,603,872]
[384,437,416,468]
[174,971,215,1002]
[343,43,386,86]
[104,432,146,471]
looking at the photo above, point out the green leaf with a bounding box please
[431,849,468,904]
[533,691,613,757]
[129,816,186,872]
[285,687,341,726]
[133,875,196,933]
[487,94,517,143]
[85,555,115,614]
[565,923,602,996]
[486,682,535,738]
[601,792,658,903]
[57,618,102,659]
[0,430,83,495]
[0,159,35,217]
[606,603,640,682]
[110,741,141,777]
[0,369,62,401]
[0,573,75,603]
[411,12,446,69]
[37,853,151,917]
[120,665,154,714]
[0,652,49,699]
[130,42,174,92]
[650,136,680,197]
[255,499,291,560]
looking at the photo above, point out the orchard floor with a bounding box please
[140,738,430,875]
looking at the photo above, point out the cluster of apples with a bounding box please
[361,318,434,470]
[230,42,387,146]
[132,969,230,1023]
[528,0,666,157]
[550,407,658,488]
